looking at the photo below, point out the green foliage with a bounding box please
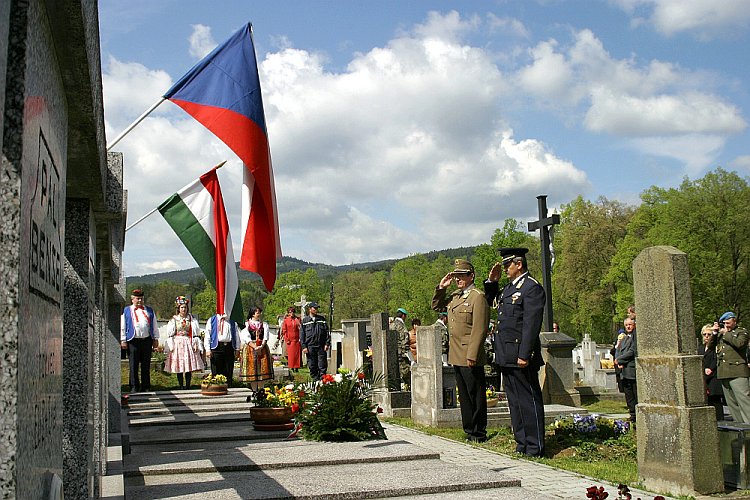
[295,369,386,442]
[387,255,453,324]
[333,270,389,321]
[191,280,217,322]
[553,197,634,342]
[264,269,326,322]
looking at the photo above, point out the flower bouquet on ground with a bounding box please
[486,385,500,407]
[293,368,386,442]
[201,374,228,395]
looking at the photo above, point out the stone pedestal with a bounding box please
[633,246,723,496]
[370,312,410,417]
[341,318,369,372]
[540,331,581,406]
[411,325,461,426]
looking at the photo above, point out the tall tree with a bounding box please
[263,269,326,324]
[332,270,389,322]
[553,196,634,342]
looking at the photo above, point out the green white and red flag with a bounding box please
[158,165,243,324]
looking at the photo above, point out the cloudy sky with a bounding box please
[98,0,750,278]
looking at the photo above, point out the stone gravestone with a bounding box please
[633,246,723,495]
[411,325,461,426]
[539,331,581,406]
[1,1,126,497]
[340,318,369,373]
[370,312,410,417]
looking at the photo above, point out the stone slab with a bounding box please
[125,439,439,475]
[124,459,520,499]
[129,423,288,446]
[128,411,251,427]
[128,403,251,417]
[403,488,555,499]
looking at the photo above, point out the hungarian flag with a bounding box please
[163,23,281,291]
[158,167,243,325]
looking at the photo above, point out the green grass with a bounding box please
[384,417,638,486]
[581,398,629,414]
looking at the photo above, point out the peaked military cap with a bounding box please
[499,247,529,265]
[308,301,320,308]
[452,259,474,274]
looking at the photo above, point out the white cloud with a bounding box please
[630,134,726,174]
[188,24,217,59]
[729,155,750,173]
[613,0,750,39]
[136,260,181,274]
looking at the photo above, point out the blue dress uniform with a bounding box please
[485,248,546,456]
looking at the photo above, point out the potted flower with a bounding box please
[248,383,302,431]
[486,385,499,408]
[293,368,386,441]
[200,374,228,396]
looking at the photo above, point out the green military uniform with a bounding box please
[717,324,750,422]
[432,259,489,442]
[391,315,411,388]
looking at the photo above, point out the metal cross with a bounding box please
[527,195,560,332]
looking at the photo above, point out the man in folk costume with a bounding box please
[204,313,240,387]
[120,289,159,393]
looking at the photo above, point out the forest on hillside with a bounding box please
[127,168,750,345]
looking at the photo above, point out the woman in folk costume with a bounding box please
[281,306,302,372]
[240,307,274,389]
[164,296,204,389]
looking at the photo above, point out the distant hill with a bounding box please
[126,247,478,285]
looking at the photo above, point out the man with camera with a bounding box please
[716,311,750,423]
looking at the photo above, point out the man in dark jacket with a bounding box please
[300,301,331,381]
[615,316,637,423]
[485,248,545,457]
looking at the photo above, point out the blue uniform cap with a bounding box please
[720,311,736,322]
[397,308,408,315]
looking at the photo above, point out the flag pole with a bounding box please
[106,97,166,151]
[125,160,227,232]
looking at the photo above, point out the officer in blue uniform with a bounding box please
[484,247,546,456]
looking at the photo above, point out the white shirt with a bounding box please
[203,315,235,352]
[120,305,158,342]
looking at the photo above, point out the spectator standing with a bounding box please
[615,316,638,424]
[432,259,489,443]
[120,289,159,393]
[281,306,302,373]
[433,311,449,365]
[485,248,546,456]
[716,311,750,423]
[163,296,204,389]
[698,322,725,421]
[204,313,240,386]
[240,307,274,390]
[408,318,421,361]
[300,301,330,381]
[391,308,411,388]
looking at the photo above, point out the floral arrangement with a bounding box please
[550,414,630,439]
[586,484,664,500]
[293,368,386,442]
[201,374,228,385]
[486,385,497,399]
[249,383,303,413]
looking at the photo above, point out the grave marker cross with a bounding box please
[527,194,560,332]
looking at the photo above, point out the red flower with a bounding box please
[322,374,334,384]
[298,390,305,397]
[377,406,383,414]
[291,403,299,414]
[357,372,365,380]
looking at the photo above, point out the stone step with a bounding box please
[124,387,253,404]
[128,410,251,427]
[128,422,288,446]
[124,439,439,476]
[124,458,521,499]
[128,402,251,417]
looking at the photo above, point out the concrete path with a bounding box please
[113,389,670,499]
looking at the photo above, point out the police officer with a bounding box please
[300,301,331,381]
[485,247,545,456]
[432,259,489,442]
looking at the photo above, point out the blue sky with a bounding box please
[98,1,750,277]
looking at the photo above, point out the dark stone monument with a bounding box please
[370,312,411,417]
[1,2,126,497]
[527,194,560,331]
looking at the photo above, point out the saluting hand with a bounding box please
[439,273,453,289]
[488,262,502,282]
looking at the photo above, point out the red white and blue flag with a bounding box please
[164,23,280,291]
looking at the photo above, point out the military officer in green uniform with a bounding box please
[432,259,489,442]
[391,307,411,389]
[716,311,750,423]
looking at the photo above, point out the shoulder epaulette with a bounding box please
[468,288,485,296]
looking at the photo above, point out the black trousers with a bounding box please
[622,377,638,423]
[128,337,153,391]
[454,365,487,440]
[211,342,235,386]
[500,365,545,456]
[307,345,328,381]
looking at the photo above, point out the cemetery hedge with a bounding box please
[128,167,750,345]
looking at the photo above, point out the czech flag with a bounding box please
[164,23,281,291]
